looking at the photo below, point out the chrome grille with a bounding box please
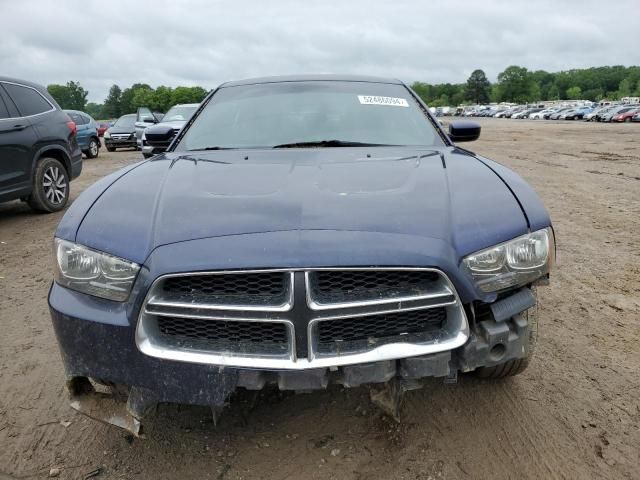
[317,308,446,348]
[308,270,442,306]
[110,133,132,140]
[157,316,288,349]
[160,272,289,307]
[136,268,469,369]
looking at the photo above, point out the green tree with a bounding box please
[496,66,535,103]
[103,85,122,118]
[171,86,208,105]
[464,69,491,104]
[47,81,88,110]
[547,84,560,100]
[120,83,152,113]
[566,86,582,100]
[151,86,174,112]
[85,102,105,119]
[618,78,632,98]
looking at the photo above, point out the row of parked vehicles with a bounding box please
[0,75,201,213]
[448,103,640,122]
[103,103,199,157]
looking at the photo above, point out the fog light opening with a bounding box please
[489,343,506,362]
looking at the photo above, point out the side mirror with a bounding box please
[143,117,157,124]
[145,125,175,151]
[448,121,481,142]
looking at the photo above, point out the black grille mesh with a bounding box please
[157,316,288,346]
[317,308,446,347]
[310,270,441,304]
[161,272,288,306]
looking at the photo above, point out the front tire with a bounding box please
[475,306,538,379]
[85,138,99,158]
[27,157,70,213]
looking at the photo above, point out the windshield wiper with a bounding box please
[272,140,393,148]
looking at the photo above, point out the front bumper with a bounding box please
[49,279,536,433]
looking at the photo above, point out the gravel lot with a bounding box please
[1,119,639,480]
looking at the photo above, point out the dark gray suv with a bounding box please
[0,77,82,212]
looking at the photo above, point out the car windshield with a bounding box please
[113,115,136,129]
[175,81,443,151]
[163,105,198,122]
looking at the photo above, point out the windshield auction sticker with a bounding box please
[358,95,409,107]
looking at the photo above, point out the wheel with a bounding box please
[27,157,70,213]
[85,138,99,158]
[624,117,631,123]
[475,305,538,379]
[106,146,116,152]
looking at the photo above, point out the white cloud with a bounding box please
[1,0,638,102]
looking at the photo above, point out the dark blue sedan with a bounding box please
[50,75,555,434]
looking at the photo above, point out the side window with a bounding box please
[3,83,53,117]
[0,95,9,120]
[79,114,91,125]
[68,113,87,125]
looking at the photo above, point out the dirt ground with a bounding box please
[1,119,639,480]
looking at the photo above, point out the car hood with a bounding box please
[73,147,531,265]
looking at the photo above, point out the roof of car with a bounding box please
[221,74,404,88]
[0,76,48,91]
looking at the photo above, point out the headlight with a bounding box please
[54,238,140,301]
[463,227,554,293]
[104,131,111,139]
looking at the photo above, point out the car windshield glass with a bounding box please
[114,115,136,128]
[163,105,197,122]
[175,81,443,151]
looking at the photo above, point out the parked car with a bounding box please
[49,75,555,434]
[565,107,593,120]
[97,122,110,137]
[584,107,607,121]
[134,107,164,150]
[529,108,554,119]
[0,77,82,212]
[611,106,640,122]
[549,108,573,120]
[103,114,137,151]
[511,109,531,119]
[64,110,100,159]
[598,105,629,122]
[632,111,640,122]
[515,107,543,119]
[141,103,199,158]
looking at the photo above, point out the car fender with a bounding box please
[31,143,72,176]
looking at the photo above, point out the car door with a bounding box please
[135,107,159,147]
[0,82,42,198]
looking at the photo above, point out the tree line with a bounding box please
[411,65,640,107]
[45,64,640,118]
[45,82,209,119]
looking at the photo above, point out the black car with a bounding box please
[104,114,137,151]
[0,77,82,212]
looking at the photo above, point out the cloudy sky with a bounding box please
[1,0,639,102]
